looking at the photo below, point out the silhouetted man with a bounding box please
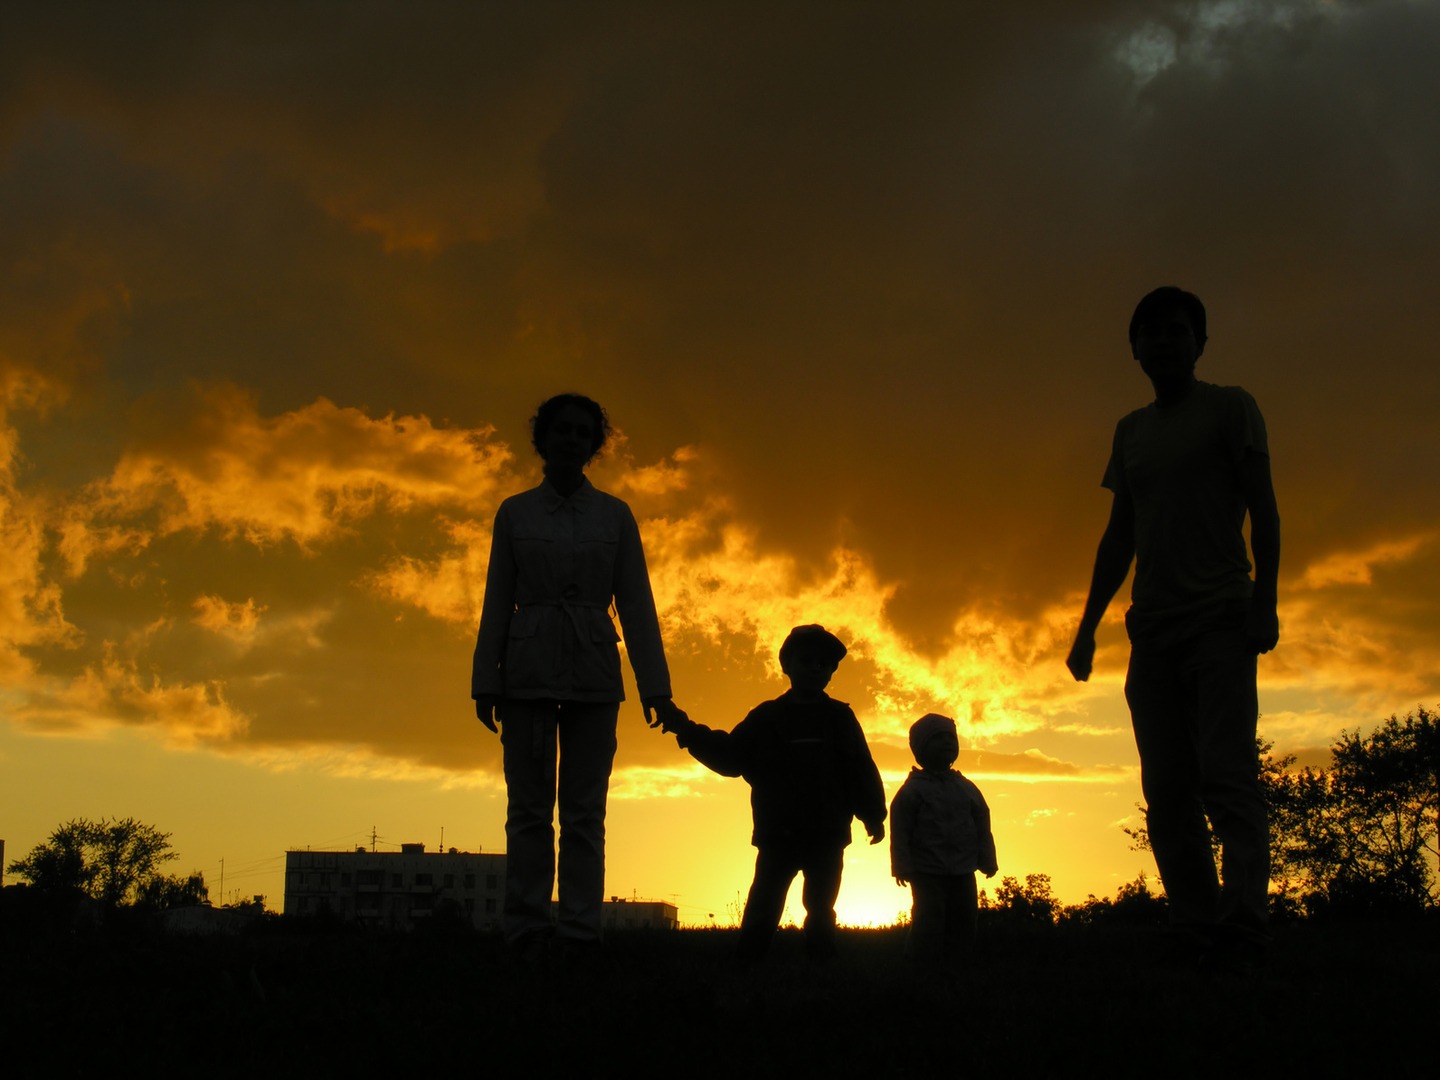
[1067,286,1280,970]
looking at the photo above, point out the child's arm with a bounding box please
[843,710,888,845]
[663,707,750,778]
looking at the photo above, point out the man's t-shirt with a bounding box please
[1103,381,1268,632]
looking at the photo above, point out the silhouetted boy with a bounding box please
[891,713,997,967]
[1066,286,1280,971]
[664,625,886,961]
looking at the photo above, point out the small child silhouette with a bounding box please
[663,625,887,961]
[890,713,997,967]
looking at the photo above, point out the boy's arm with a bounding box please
[1066,486,1135,682]
[846,712,887,844]
[665,708,751,778]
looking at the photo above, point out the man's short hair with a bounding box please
[1128,286,1207,349]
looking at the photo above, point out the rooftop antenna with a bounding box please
[370,825,378,853]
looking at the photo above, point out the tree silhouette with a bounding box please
[982,873,1060,923]
[137,870,210,910]
[6,820,95,895]
[1273,709,1438,914]
[1060,872,1169,926]
[8,817,206,909]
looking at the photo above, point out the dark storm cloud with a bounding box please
[513,0,1440,639]
[2,2,1438,771]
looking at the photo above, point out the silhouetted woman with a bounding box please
[472,393,675,957]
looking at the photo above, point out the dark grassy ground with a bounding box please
[4,911,1436,1077]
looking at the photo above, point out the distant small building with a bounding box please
[284,844,677,933]
[599,896,678,931]
[284,844,505,931]
[162,902,265,936]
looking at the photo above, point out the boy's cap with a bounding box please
[778,624,847,667]
[909,713,957,756]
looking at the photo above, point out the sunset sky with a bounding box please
[3,1,1438,926]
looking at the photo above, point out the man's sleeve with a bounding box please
[1227,388,1270,464]
[846,710,888,828]
[1101,418,1127,494]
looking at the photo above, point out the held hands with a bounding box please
[894,875,908,888]
[474,696,695,736]
[654,703,694,740]
[643,696,685,731]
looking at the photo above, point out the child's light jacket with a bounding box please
[890,768,997,878]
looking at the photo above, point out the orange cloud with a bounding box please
[233,741,505,792]
[608,762,716,801]
[3,369,1435,797]
[641,500,1093,749]
[1297,534,1433,590]
[71,385,514,557]
[367,518,493,626]
[192,594,266,645]
[0,368,81,679]
[11,644,247,747]
[365,440,1113,766]
[610,444,698,499]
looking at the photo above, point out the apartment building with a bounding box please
[285,843,678,932]
[284,843,505,931]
